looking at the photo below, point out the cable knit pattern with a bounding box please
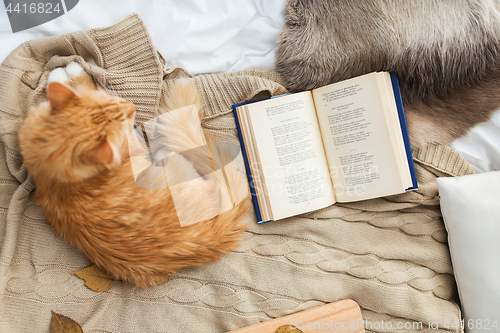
[0,15,468,333]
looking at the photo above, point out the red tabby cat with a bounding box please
[18,62,250,288]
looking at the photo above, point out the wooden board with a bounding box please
[227,299,365,333]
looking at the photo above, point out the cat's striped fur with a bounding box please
[18,63,250,288]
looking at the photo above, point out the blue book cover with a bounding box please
[390,73,418,191]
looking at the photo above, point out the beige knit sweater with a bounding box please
[0,14,471,333]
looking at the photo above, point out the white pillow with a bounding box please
[436,172,500,333]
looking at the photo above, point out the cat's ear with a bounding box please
[87,140,114,166]
[47,82,76,110]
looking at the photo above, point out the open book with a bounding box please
[233,72,417,223]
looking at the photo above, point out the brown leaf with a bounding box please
[50,311,84,333]
[73,264,114,292]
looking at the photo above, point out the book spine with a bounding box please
[390,73,418,190]
[232,103,265,222]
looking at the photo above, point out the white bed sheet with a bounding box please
[1,0,499,172]
[0,0,286,74]
[451,109,500,173]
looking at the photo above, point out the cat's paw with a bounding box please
[65,61,95,89]
[47,68,69,85]
[65,62,84,79]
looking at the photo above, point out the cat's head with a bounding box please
[18,82,136,183]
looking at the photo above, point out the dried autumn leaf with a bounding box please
[73,264,114,292]
[50,311,84,333]
[275,325,304,333]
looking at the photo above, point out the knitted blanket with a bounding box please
[0,14,471,333]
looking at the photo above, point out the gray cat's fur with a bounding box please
[275,0,500,147]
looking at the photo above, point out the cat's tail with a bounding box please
[157,78,210,173]
[164,78,203,119]
[155,79,250,225]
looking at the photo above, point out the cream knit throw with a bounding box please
[0,15,471,333]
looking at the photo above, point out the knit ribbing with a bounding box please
[413,142,474,177]
[87,14,164,124]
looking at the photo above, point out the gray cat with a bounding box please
[275,0,500,147]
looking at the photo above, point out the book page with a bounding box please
[237,104,274,221]
[312,73,406,202]
[245,92,335,220]
[377,74,413,189]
